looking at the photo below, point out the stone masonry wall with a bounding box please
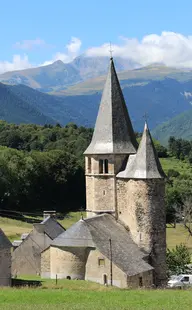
[85,154,126,217]
[85,249,153,288]
[41,247,50,278]
[49,246,90,280]
[127,270,153,288]
[0,248,11,286]
[85,249,127,288]
[117,178,166,286]
[12,228,51,276]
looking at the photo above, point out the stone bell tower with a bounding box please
[117,122,167,286]
[84,57,138,218]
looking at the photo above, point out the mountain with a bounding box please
[152,110,192,145]
[0,56,139,92]
[1,63,192,134]
[57,64,192,95]
[0,82,56,125]
[0,83,100,127]
[1,77,192,132]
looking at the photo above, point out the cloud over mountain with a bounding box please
[2,32,192,74]
[86,32,192,68]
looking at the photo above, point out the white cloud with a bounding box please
[3,32,192,74]
[41,37,82,66]
[0,55,32,74]
[13,38,49,50]
[85,32,192,68]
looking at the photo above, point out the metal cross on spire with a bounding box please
[143,112,149,123]
[109,42,114,59]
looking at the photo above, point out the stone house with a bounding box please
[41,214,153,288]
[41,57,167,288]
[0,228,12,286]
[12,215,65,276]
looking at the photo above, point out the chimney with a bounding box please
[43,210,56,220]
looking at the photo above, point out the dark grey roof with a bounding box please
[84,58,138,154]
[117,122,166,179]
[0,228,12,249]
[51,219,94,247]
[51,214,153,276]
[38,216,65,240]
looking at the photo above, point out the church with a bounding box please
[41,57,167,288]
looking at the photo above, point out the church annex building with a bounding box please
[41,58,167,288]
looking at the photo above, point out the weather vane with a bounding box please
[109,42,114,59]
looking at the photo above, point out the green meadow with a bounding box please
[0,284,192,310]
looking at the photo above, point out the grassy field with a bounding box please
[0,284,192,310]
[1,212,192,249]
[0,212,85,242]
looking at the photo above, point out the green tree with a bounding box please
[167,244,191,276]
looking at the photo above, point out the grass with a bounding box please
[0,212,84,242]
[1,209,192,249]
[0,286,192,310]
[160,157,192,175]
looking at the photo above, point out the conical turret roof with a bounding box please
[84,58,138,154]
[117,122,166,179]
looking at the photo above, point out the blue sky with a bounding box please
[1,0,192,72]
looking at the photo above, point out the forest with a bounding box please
[0,120,191,222]
[0,121,92,214]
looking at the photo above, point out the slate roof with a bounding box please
[51,214,153,276]
[51,219,94,247]
[0,228,12,249]
[117,122,166,179]
[40,216,65,240]
[84,58,138,155]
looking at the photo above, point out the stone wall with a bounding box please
[46,246,90,279]
[0,248,11,286]
[126,270,153,288]
[85,249,127,288]
[12,228,51,276]
[117,178,166,286]
[41,247,50,278]
[85,154,126,217]
[85,249,153,288]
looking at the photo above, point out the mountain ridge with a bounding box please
[0,56,139,91]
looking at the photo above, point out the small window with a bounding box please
[98,258,105,266]
[103,190,106,196]
[99,159,104,174]
[139,277,143,287]
[104,159,108,173]
[87,157,91,173]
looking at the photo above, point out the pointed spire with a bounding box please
[117,122,166,179]
[84,58,138,154]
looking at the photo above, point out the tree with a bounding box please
[167,244,191,276]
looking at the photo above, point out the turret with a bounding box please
[117,122,166,286]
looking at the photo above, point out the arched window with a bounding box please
[104,159,108,173]
[103,274,108,285]
[99,159,103,173]
[87,157,91,173]
[99,159,109,174]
